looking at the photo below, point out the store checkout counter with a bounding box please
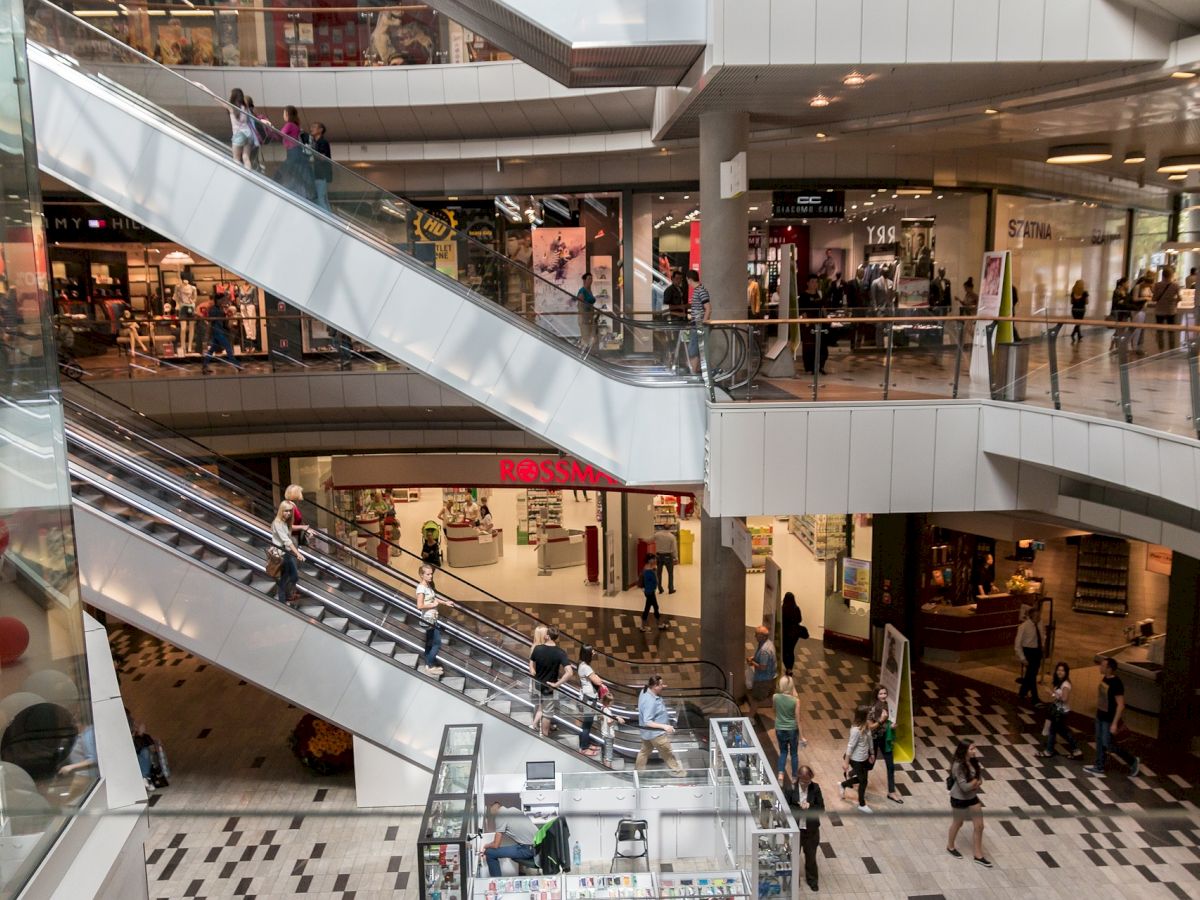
[446,524,504,568]
[919,592,1028,660]
[536,526,586,570]
[417,721,798,900]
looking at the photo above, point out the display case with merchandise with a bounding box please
[788,515,846,561]
[476,875,563,900]
[653,495,680,529]
[657,874,748,899]
[523,489,563,545]
[418,725,483,900]
[1073,534,1129,616]
[747,526,773,573]
[563,873,656,899]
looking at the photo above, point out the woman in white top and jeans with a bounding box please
[416,563,455,676]
[576,645,605,755]
[839,705,875,812]
[271,501,304,605]
[228,88,256,171]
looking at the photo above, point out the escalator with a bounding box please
[24,0,733,487]
[65,385,739,775]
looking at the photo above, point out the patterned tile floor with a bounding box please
[109,602,1200,900]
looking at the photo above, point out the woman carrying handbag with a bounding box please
[839,705,876,813]
[270,500,304,605]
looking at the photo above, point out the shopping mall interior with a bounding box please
[4,1,1200,898]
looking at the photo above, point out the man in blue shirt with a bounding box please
[576,272,598,353]
[635,674,685,775]
[639,555,665,632]
[201,292,241,375]
[747,625,777,707]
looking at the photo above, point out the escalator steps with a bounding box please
[346,628,371,644]
[370,641,396,657]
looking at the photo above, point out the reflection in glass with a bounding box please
[0,0,96,893]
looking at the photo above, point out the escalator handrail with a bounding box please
[70,460,716,753]
[66,422,737,719]
[28,1,721,388]
[62,383,733,693]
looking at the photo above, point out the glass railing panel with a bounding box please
[1123,338,1196,440]
[28,0,707,383]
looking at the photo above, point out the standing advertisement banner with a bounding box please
[970,251,1011,383]
[763,557,781,636]
[434,241,457,280]
[532,227,586,338]
[878,625,915,764]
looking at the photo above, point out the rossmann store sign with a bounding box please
[331,453,622,489]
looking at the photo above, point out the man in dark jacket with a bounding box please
[308,122,333,210]
[792,766,824,892]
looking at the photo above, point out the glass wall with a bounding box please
[1130,210,1170,279]
[39,1,512,68]
[0,0,96,892]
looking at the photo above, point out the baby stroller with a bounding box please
[420,521,442,567]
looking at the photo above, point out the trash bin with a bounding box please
[991,340,1030,402]
[679,529,694,565]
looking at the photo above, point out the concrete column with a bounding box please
[1162,552,1200,749]
[700,510,748,693]
[699,111,749,320]
[630,192,654,352]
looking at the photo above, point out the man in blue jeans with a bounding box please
[481,802,538,875]
[1084,657,1139,778]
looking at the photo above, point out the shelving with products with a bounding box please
[789,514,847,561]
[657,874,747,899]
[653,494,680,528]
[442,487,489,523]
[747,525,773,573]
[1073,534,1129,616]
[522,489,563,545]
[391,487,421,503]
[476,876,563,900]
[563,873,656,900]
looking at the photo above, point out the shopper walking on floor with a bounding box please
[773,675,806,786]
[870,686,903,804]
[227,88,257,171]
[1037,661,1083,759]
[746,625,777,708]
[1068,279,1088,343]
[1152,266,1182,352]
[1084,657,1140,778]
[416,563,455,676]
[1109,276,1131,351]
[639,555,665,632]
[653,524,677,595]
[793,765,823,893]
[576,272,599,353]
[946,738,992,867]
[201,291,240,374]
[530,627,574,738]
[575,645,606,756]
[1014,604,1043,705]
[839,705,875,812]
[1131,274,1153,354]
[780,591,808,675]
[635,675,685,775]
[271,500,304,605]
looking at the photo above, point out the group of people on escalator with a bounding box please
[227,88,332,211]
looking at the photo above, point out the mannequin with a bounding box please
[120,307,151,354]
[176,277,198,354]
[238,282,259,349]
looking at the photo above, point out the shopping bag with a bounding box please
[265,546,283,579]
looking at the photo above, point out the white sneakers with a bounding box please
[421,664,444,676]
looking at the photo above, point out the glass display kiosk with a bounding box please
[419,725,484,900]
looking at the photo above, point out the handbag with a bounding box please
[265,546,283,579]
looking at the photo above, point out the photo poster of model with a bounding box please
[810,247,845,285]
[970,250,1012,383]
[897,218,935,307]
[215,9,240,66]
[879,624,915,764]
[532,227,586,338]
[503,227,533,315]
[591,254,614,343]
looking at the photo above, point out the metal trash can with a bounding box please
[991,341,1030,401]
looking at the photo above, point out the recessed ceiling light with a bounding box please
[862,201,874,207]
[1168,173,1188,181]
[937,194,944,199]
[1123,151,1146,164]
[1046,144,1113,164]
[896,187,932,196]
[448,196,459,201]
[843,72,866,86]
[683,195,690,199]
[984,107,999,115]
[1170,71,1196,79]
[1158,154,1200,173]
[658,195,664,200]
[851,204,858,209]
[749,206,759,211]
[816,132,827,139]
[809,94,831,108]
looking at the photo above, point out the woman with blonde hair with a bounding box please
[773,674,805,786]
[271,500,304,604]
[283,484,312,547]
[529,625,549,695]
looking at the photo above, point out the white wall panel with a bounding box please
[931,406,981,510]
[951,0,1000,60]
[273,625,366,715]
[814,0,863,63]
[762,409,809,515]
[1086,0,1134,59]
[1088,422,1126,484]
[975,454,1019,510]
[1159,439,1199,510]
[1119,510,1163,544]
[127,130,218,241]
[724,0,769,64]
[769,0,816,63]
[907,0,954,62]
[1079,498,1121,532]
[981,404,1020,457]
[890,407,937,511]
[861,0,908,62]
[997,0,1045,60]
[217,596,310,688]
[847,408,894,511]
[720,411,767,513]
[1018,409,1054,466]
[307,234,402,338]
[1051,414,1090,474]
[804,409,852,512]
[1162,521,1200,559]
[164,565,248,663]
[1121,430,1162,496]
[1042,0,1090,59]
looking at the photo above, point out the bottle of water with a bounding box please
[572,840,581,869]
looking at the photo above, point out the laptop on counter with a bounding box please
[525,760,556,791]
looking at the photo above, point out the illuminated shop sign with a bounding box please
[1007,219,1053,240]
[772,190,846,218]
[499,457,619,486]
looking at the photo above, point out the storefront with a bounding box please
[45,199,363,362]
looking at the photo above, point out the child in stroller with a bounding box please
[420,521,442,567]
[129,714,170,791]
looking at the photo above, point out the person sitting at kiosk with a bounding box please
[481,801,539,875]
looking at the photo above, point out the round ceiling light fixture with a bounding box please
[1157,154,1200,173]
[1123,151,1146,164]
[809,94,831,108]
[1046,144,1113,164]
[843,72,866,86]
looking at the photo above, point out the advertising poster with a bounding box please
[896,276,930,309]
[590,255,614,309]
[879,624,915,764]
[532,227,586,338]
[434,241,458,280]
[503,228,533,314]
[842,558,871,602]
[811,247,845,282]
[899,218,935,279]
[1147,545,1173,575]
[970,251,1011,383]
